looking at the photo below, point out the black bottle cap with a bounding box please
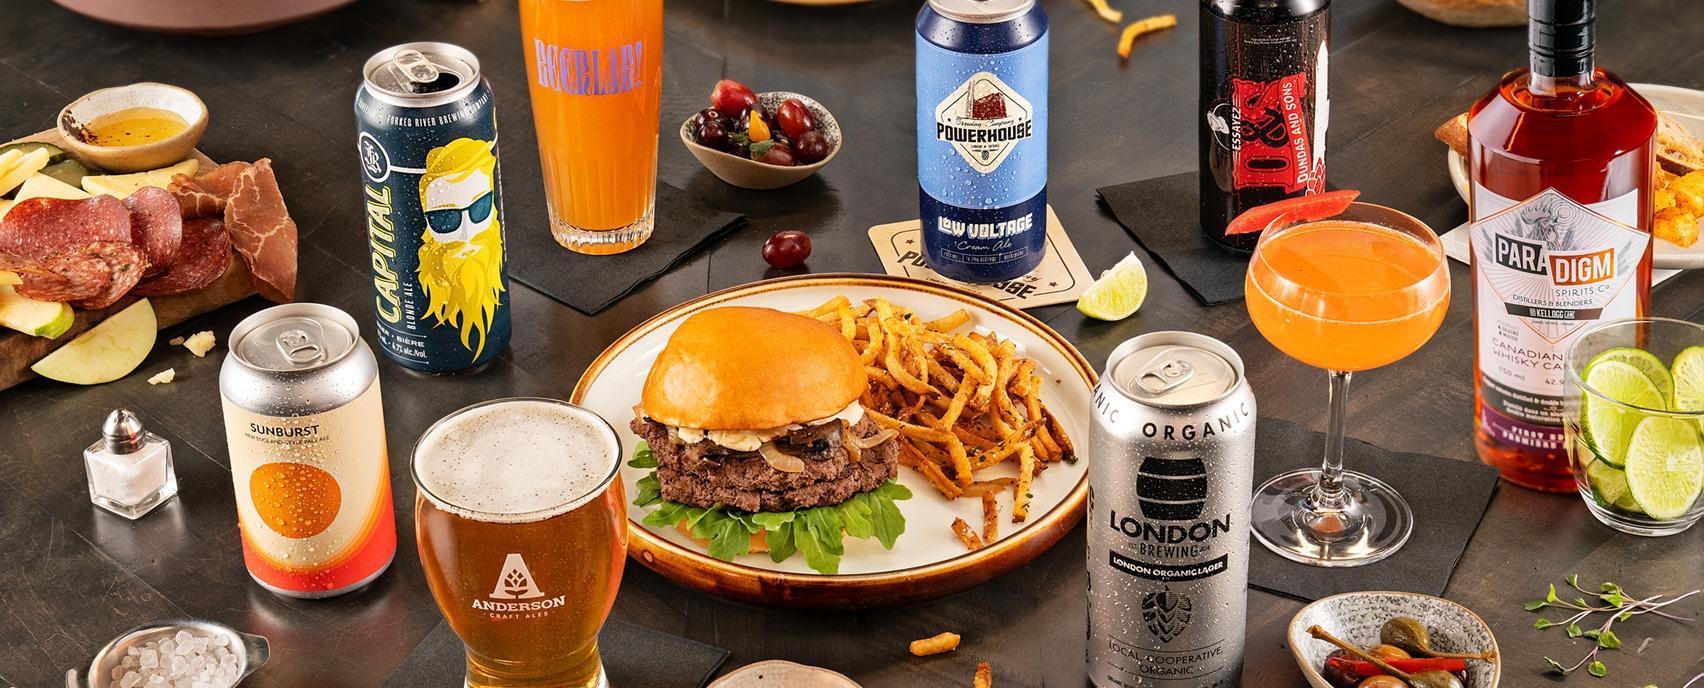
[1529,0,1594,77]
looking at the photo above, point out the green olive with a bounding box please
[1379,617,1496,661]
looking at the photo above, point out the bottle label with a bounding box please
[1471,186,1649,450]
[1203,42,1329,197]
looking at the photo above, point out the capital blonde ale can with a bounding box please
[1087,332,1255,687]
[220,303,397,598]
[357,42,511,374]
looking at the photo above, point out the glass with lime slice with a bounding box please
[1564,318,1704,537]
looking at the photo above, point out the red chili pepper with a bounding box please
[1327,656,1467,677]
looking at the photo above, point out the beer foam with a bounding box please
[414,399,619,522]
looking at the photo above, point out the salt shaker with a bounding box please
[84,409,178,520]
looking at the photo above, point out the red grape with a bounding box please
[696,119,729,149]
[754,143,795,166]
[793,130,830,164]
[710,80,758,118]
[762,230,812,268]
[776,99,816,139]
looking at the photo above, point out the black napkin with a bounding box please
[1096,172,1249,307]
[383,617,730,688]
[507,183,747,315]
[1248,419,1500,602]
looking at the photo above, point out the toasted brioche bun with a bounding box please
[642,306,867,430]
[676,521,770,553]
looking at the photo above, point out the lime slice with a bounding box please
[1589,347,1674,408]
[1582,360,1667,467]
[1076,252,1149,321]
[1673,346,1704,414]
[1585,458,1641,514]
[1623,416,1704,520]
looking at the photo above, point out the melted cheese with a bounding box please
[670,401,866,451]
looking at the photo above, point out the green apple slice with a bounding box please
[30,299,156,384]
[0,284,74,338]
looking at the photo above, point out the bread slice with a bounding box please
[1657,113,1704,176]
[1434,113,1470,158]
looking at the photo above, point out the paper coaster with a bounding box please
[867,206,1094,309]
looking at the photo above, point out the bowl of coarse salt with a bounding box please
[67,618,269,688]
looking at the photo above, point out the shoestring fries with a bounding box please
[797,297,1075,527]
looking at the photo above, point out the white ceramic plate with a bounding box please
[572,274,1092,608]
[1448,83,1704,270]
[1289,591,1501,688]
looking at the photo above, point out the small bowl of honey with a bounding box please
[57,82,207,173]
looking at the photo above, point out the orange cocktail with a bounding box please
[519,0,664,255]
[1243,202,1449,568]
[1246,220,1449,372]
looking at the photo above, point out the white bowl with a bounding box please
[1289,591,1500,688]
[57,82,208,173]
[709,660,861,688]
[680,91,841,190]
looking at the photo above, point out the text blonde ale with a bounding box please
[413,398,626,688]
[1087,332,1255,687]
[220,304,397,598]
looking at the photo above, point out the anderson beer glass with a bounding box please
[519,0,664,255]
[414,399,627,688]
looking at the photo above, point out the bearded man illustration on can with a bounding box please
[357,42,512,374]
[418,138,507,361]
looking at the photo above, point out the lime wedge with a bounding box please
[1589,347,1674,408]
[1582,360,1666,467]
[1076,252,1149,321]
[1673,346,1704,414]
[1623,416,1704,520]
[1585,457,1641,514]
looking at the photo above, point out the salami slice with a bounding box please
[16,251,110,303]
[0,196,131,261]
[134,218,232,297]
[125,187,182,276]
[66,242,147,311]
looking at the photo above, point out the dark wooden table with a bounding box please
[3,0,1702,686]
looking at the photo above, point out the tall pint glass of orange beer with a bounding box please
[519,0,664,255]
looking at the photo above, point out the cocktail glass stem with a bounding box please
[1309,370,1351,513]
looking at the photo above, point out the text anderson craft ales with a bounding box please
[1087,332,1255,688]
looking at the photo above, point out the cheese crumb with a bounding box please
[182,331,217,357]
[167,336,185,346]
[147,369,176,385]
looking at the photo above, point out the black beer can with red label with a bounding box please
[1199,0,1330,251]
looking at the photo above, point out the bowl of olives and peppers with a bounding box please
[681,80,841,190]
[1289,592,1499,688]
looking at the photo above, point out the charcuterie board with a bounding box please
[0,126,294,391]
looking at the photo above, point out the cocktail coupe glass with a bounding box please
[1243,202,1451,567]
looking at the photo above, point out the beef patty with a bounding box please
[631,415,899,513]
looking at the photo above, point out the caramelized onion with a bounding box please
[842,420,862,463]
[757,441,807,473]
[850,428,900,449]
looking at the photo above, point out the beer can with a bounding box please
[356,41,511,374]
[916,0,1048,284]
[1199,0,1330,250]
[1086,332,1255,688]
[220,303,397,598]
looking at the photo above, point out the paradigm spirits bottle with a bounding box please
[1469,0,1656,491]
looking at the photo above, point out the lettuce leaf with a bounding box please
[628,441,909,574]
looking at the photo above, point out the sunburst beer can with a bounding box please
[357,42,511,374]
[1087,332,1255,688]
[221,304,398,598]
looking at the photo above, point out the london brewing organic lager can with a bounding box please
[916,0,1048,284]
[1200,0,1330,251]
[356,42,511,374]
[220,304,397,598]
[1087,332,1255,688]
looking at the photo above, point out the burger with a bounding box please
[627,306,908,574]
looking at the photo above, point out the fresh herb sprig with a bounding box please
[1525,574,1699,679]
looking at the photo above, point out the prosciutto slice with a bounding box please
[168,159,297,302]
